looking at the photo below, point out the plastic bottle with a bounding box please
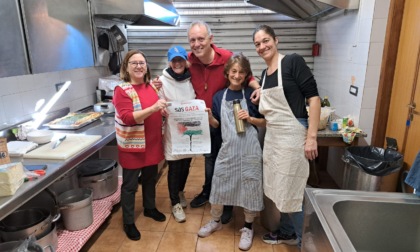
[323,96,331,107]
[233,99,245,133]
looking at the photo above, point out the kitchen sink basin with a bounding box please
[302,188,420,252]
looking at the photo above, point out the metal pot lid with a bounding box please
[77,159,117,177]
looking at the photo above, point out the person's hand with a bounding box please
[205,108,213,120]
[151,76,162,90]
[250,88,260,104]
[304,138,318,160]
[153,99,167,112]
[161,108,169,117]
[237,109,250,120]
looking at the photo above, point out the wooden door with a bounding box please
[386,0,420,191]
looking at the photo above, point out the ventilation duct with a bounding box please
[91,0,180,26]
[245,0,359,22]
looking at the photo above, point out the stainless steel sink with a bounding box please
[302,188,420,252]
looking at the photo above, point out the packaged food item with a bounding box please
[0,162,26,196]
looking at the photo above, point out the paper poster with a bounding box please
[166,99,211,155]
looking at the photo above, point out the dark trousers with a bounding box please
[167,158,192,206]
[203,154,216,195]
[121,165,158,224]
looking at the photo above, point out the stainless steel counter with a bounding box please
[0,114,116,221]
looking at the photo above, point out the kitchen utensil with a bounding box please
[52,135,66,149]
[94,102,115,113]
[23,135,102,160]
[58,188,93,231]
[26,130,54,144]
[77,159,118,199]
[0,208,52,241]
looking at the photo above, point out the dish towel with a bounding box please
[405,150,420,196]
[7,141,38,157]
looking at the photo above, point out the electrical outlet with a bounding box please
[55,82,67,92]
[349,85,358,96]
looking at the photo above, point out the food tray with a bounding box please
[45,112,103,130]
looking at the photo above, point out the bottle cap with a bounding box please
[233,99,241,104]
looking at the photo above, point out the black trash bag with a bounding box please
[343,146,403,176]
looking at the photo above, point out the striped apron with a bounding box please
[209,89,264,211]
[259,54,309,213]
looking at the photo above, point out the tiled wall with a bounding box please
[0,67,110,129]
[314,0,390,144]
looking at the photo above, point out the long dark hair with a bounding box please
[120,50,151,83]
[224,53,252,87]
[252,24,277,42]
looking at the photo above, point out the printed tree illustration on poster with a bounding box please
[177,121,203,151]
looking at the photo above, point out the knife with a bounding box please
[52,135,66,149]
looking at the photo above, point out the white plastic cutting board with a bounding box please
[23,134,102,160]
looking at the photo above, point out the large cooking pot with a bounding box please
[0,207,56,242]
[0,240,46,252]
[77,159,118,200]
[36,222,58,252]
[58,188,93,231]
[48,168,79,197]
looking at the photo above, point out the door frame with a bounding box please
[371,0,406,147]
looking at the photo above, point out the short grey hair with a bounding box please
[187,20,213,37]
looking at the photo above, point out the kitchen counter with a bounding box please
[0,113,116,221]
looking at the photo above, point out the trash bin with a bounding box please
[341,146,403,192]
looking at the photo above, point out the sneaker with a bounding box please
[221,205,233,224]
[179,191,187,208]
[144,208,166,222]
[123,223,141,240]
[172,203,186,223]
[198,220,222,238]
[190,191,209,208]
[238,227,254,251]
[262,231,298,245]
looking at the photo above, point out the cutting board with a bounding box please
[23,134,102,160]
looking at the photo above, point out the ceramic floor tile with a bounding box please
[234,233,274,252]
[165,213,203,234]
[272,244,300,252]
[136,212,169,232]
[200,215,235,236]
[196,233,235,252]
[81,156,315,252]
[157,231,198,252]
[118,231,164,252]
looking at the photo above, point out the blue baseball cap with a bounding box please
[167,45,188,61]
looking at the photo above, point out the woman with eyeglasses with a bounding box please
[113,49,168,241]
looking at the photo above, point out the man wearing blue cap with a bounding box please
[159,45,196,223]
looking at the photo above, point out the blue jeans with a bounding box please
[277,118,308,247]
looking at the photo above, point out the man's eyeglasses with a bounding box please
[128,61,146,67]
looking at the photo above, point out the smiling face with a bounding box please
[253,29,278,62]
[127,53,148,84]
[227,63,247,90]
[170,57,187,75]
[188,23,214,62]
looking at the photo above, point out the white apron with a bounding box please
[259,55,309,213]
[209,89,264,211]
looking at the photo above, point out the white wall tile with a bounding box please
[370,18,388,43]
[368,42,385,66]
[361,87,379,109]
[1,94,25,125]
[360,0,376,19]
[359,108,376,130]
[374,0,391,19]
[0,66,109,127]
[365,65,381,88]
[357,18,373,43]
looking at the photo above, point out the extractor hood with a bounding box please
[245,0,359,22]
[91,0,180,26]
